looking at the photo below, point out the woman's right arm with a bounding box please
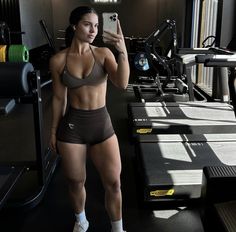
[49,54,67,151]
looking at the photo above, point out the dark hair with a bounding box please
[65,6,97,47]
[69,6,98,26]
[65,25,74,48]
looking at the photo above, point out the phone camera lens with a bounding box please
[112,15,117,21]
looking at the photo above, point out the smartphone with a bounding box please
[102,12,118,34]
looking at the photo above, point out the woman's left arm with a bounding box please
[103,20,130,89]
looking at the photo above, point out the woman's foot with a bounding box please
[73,220,89,232]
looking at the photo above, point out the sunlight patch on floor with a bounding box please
[153,207,186,219]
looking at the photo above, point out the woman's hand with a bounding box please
[49,133,57,152]
[102,20,127,54]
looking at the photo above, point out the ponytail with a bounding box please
[65,25,74,47]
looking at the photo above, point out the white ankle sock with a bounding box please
[75,211,87,223]
[111,219,123,232]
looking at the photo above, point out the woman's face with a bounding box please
[74,13,99,43]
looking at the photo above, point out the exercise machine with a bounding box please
[39,19,56,54]
[136,134,236,203]
[174,47,234,101]
[131,20,198,103]
[130,101,236,203]
[128,101,236,138]
[0,62,59,210]
[128,47,236,204]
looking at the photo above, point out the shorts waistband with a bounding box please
[68,105,107,115]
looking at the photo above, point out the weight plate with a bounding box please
[0,45,7,62]
[134,52,150,71]
[8,44,29,62]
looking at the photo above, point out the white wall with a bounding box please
[19,0,53,49]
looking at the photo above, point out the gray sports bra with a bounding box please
[61,47,107,88]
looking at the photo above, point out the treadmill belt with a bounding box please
[128,102,236,136]
[136,134,236,202]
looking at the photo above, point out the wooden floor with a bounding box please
[0,81,207,232]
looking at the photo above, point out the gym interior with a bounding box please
[1,0,236,231]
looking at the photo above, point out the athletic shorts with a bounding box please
[56,106,115,145]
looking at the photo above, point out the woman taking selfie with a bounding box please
[49,6,129,232]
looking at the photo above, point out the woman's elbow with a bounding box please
[53,94,66,106]
[121,74,130,89]
[111,72,130,89]
[117,80,129,90]
[121,82,129,90]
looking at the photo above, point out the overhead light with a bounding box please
[91,0,121,3]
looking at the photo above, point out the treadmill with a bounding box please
[128,102,236,138]
[136,133,236,203]
[129,36,236,203]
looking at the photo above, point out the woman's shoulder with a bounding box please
[51,48,67,61]
[50,48,68,67]
[91,45,113,58]
[49,48,68,74]
[92,45,111,53]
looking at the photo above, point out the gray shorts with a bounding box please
[57,106,115,145]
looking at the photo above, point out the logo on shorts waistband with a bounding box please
[68,123,74,130]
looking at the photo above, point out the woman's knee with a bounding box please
[67,177,86,192]
[104,179,121,194]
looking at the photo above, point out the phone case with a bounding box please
[102,12,118,34]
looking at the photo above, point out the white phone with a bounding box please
[102,12,118,34]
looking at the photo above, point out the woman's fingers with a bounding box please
[117,20,123,36]
[102,21,126,52]
[103,31,123,42]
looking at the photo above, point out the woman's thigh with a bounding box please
[57,141,87,180]
[89,134,121,186]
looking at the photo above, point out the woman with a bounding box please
[49,6,129,232]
